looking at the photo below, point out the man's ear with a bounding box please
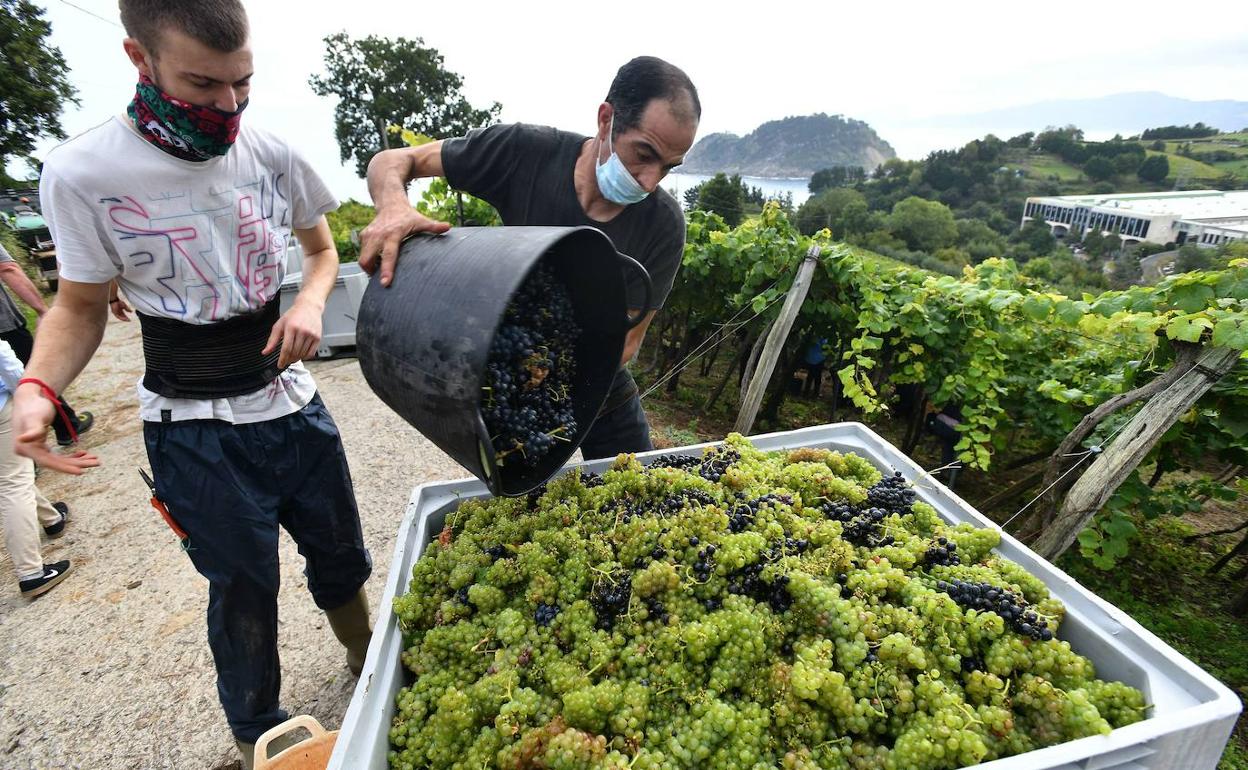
[596,102,614,141]
[122,37,154,80]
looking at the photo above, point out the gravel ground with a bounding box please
[0,317,466,769]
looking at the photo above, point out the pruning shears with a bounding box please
[140,468,188,542]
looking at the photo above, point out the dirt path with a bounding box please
[0,318,465,769]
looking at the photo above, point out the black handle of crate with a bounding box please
[616,251,653,329]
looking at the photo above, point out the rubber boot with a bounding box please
[234,731,302,770]
[325,588,372,676]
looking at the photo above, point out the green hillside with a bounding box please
[1143,132,1247,183]
[1145,149,1224,181]
[1011,152,1085,182]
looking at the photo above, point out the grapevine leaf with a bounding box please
[1101,536,1130,560]
[1170,283,1216,313]
[1077,528,1102,549]
[1165,315,1211,343]
[1021,296,1050,321]
[1211,318,1248,350]
[1103,516,1138,540]
[1055,300,1085,326]
[989,294,1018,312]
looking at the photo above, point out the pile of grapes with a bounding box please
[480,264,580,468]
[390,435,1147,770]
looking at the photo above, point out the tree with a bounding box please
[794,187,866,236]
[0,0,78,171]
[696,173,744,227]
[1006,132,1034,148]
[1109,252,1141,288]
[309,32,500,177]
[773,190,795,216]
[1137,154,1170,183]
[1035,125,1084,151]
[836,199,872,239]
[1082,229,1104,256]
[956,218,1008,262]
[1010,218,1056,260]
[956,218,1002,247]
[682,183,703,212]
[809,165,864,194]
[417,178,501,227]
[325,199,376,260]
[1083,156,1116,182]
[1131,241,1168,259]
[1102,230,1123,257]
[1141,123,1219,140]
[1112,153,1140,175]
[887,196,957,252]
[1175,243,1213,273]
[933,246,970,267]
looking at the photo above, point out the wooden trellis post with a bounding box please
[733,245,820,435]
[1032,343,1241,560]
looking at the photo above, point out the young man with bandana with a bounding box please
[12,1,372,765]
[361,57,700,459]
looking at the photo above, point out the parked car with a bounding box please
[1,191,59,292]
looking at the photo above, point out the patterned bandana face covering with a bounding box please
[127,75,248,161]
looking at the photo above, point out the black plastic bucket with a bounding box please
[356,226,651,496]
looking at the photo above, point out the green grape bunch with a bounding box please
[388,435,1148,770]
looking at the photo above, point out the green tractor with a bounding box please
[0,189,59,292]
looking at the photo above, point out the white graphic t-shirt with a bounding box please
[40,116,338,424]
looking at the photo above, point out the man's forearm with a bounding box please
[295,248,339,310]
[367,149,417,210]
[0,266,49,314]
[621,311,656,366]
[22,304,107,393]
[367,142,445,211]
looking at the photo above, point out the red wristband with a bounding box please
[17,377,78,445]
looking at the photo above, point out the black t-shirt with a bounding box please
[442,122,686,408]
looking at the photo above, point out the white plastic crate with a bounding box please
[329,423,1241,770]
[279,261,368,357]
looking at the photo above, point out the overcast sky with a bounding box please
[15,0,1248,202]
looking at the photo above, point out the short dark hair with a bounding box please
[119,0,249,54]
[605,56,700,137]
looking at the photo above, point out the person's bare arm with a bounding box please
[359,142,451,287]
[11,278,106,473]
[263,217,337,368]
[108,280,133,322]
[0,260,49,316]
[622,310,656,367]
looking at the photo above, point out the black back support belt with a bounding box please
[138,297,285,399]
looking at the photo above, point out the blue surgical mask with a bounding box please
[595,116,650,205]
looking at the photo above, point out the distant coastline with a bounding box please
[664,172,812,207]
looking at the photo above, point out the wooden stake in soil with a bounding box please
[1033,342,1201,530]
[1032,344,1242,561]
[734,246,820,436]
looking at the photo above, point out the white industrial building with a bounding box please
[1021,190,1248,248]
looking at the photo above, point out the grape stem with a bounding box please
[958,702,985,726]
[471,633,496,653]
[870,668,887,716]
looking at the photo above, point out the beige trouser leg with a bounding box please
[0,401,61,580]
